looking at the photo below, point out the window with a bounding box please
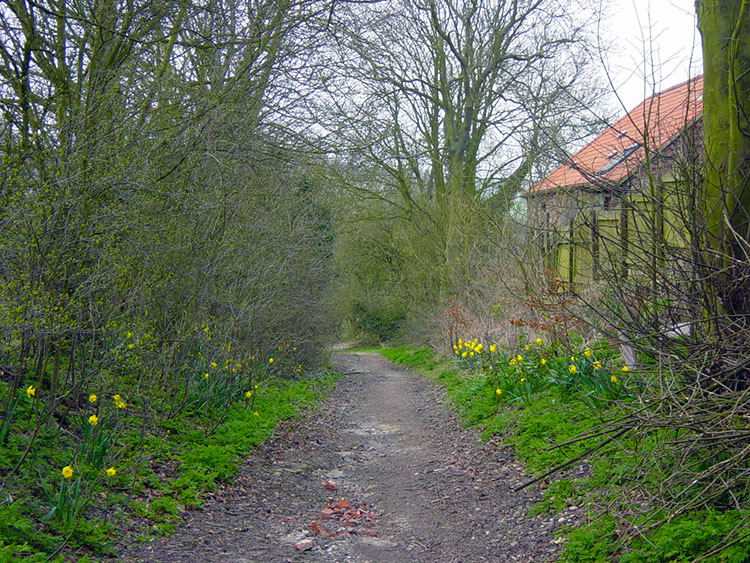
[598,143,641,175]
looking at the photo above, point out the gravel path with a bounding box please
[126,352,568,562]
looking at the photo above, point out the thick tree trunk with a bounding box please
[697,0,750,317]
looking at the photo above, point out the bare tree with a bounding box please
[320,0,606,308]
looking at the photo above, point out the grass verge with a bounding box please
[0,368,338,561]
[379,345,750,563]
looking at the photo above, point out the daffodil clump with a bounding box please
[498,338,553,405]
[453,337,486,360]
[48,459,121,528]
[76,393,129,471]
[43,389,129,530]
[188,331,302,425]
[547,345,629,404]
[182,333,309,431]
[192,350,254,426]
[452,334,630,407]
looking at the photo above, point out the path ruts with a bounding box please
[125,353,569,562]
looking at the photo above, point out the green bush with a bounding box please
[349,302,406,343]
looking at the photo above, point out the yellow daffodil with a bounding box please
[454,349,459,355]
[509,358,517,366]
[593,361,601,370]
[568,365,577,375]
[452,345,458,351]
[105,467,116,477]
[520,377,526,383]
[268,358,274,364]
[610,375,618,383]
[540,358,547,366]
[621,365,630,373]
[570,355,576,362]
[26,385,36,398]
[245,391,253,399]
[476,343,483,352]
[115,399,126,409]
[253,411,259,416]
[210,361,217,368]
[495,388,502,396]
[204,373,209,379]
[536,338,542,345]
[584,349,592,357]
[489,344,496,353]
[62,466,74,479]
[113,394,122,401]
[516,354,523,362]
[88,414,98,426]
[524,345,530,351]
[458,338,463,345]
[128,343,135,349]
[126,332,132,339]
[461,351,468,358]
[469,351,475,357]
[88,394,97,403]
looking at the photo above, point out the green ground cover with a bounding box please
[380,344,750,563]
[0,368,337,561]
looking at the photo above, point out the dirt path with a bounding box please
[126,353,568,562]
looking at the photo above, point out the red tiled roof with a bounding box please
[527,76,703,194]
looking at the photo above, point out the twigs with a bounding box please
[514,426,631,491]
[538,423,630,452]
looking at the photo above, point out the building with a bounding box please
[524,76,703,289]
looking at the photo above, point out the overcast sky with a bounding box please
[601,0,702,112]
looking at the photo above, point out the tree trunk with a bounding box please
[697,0,750,317]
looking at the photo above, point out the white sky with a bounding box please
[600,0,702,113]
